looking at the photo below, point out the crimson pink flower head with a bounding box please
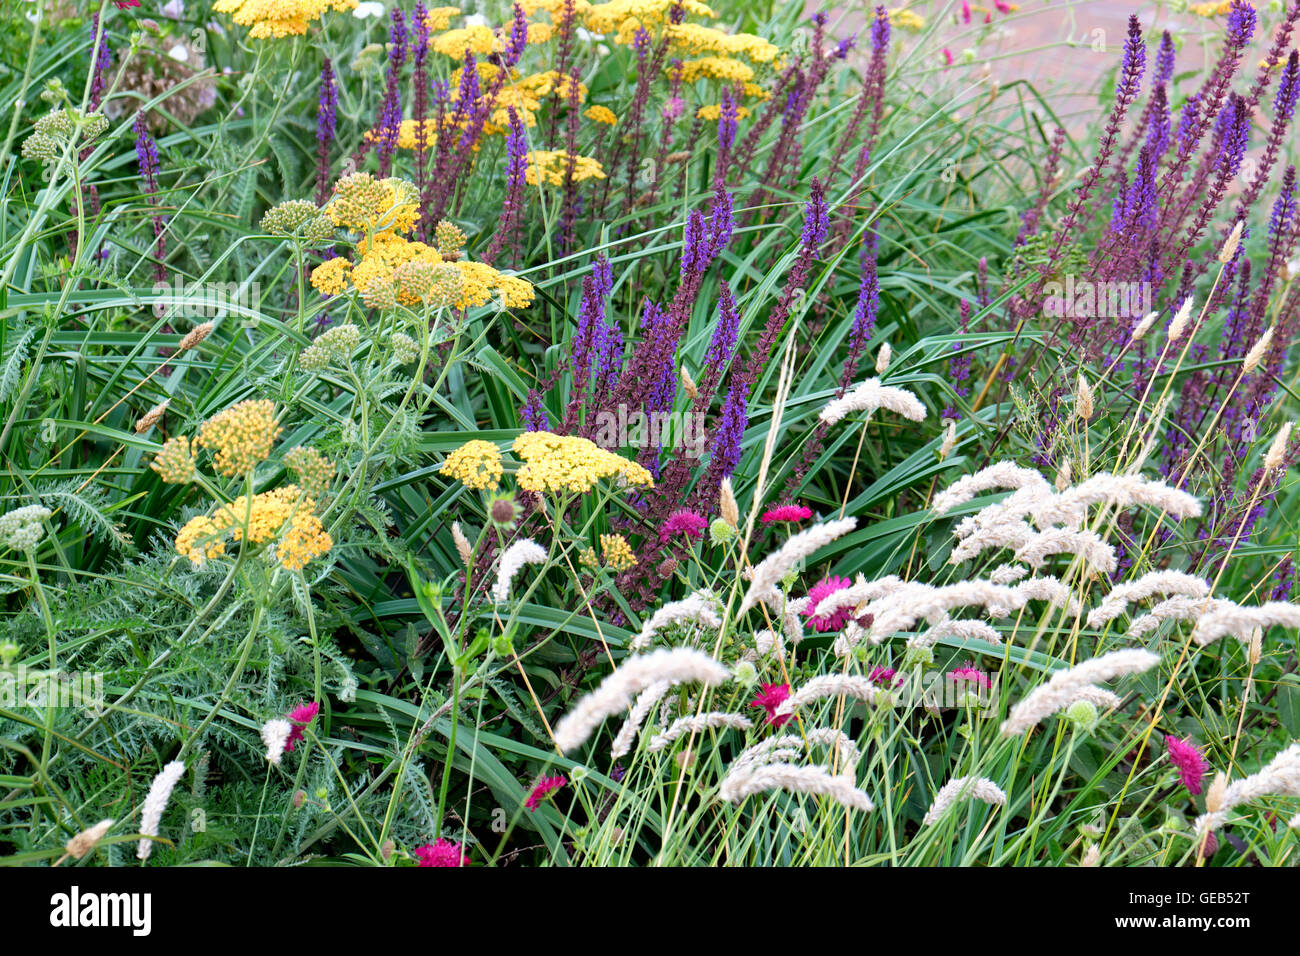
[414,838,470,867]
[802,576,853,632]
[524,774,566,811]
[659,509,707,544]
[749,683,792,726]
[114,0,141,7]
[947,663,991,691]
[284,701,320,752]
[760,504,813,524]
[868,666,902,688]
[942,48,954,67]
[1166,735,1208,795]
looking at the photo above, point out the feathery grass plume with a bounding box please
[1069,685,1123,711]
[774,674,881,717]
[739,518,857,614]
[1014,528,1118,573]
[1191,598,1300,645]
[648,712,753,752]
[1193,743,1300,842]
[949,518,1036,565]
[803,727,862,770]
[939,419,957,459]
[1127,595,1229,637]
[1001,649,1161,736]
[990,563,1029,585]
[1167,297,1194,342]
[719,477,740,528]
[861,579,1028,644]
[66,819,114,860]
[629,590,721,651]
[729,735,807,772]
[1264,422,1293,471]
[261,718,293,765]
[1081,844,1101,866]
[491,539,547,603]
[451,521,473,566]
[134,400,169,434]
[1075,374,1094,420]
[1087,571,1211,627]
[177,322,214,351]
[1218,219,1245,263]
[552,648,730,753]
[1031,474,1203,525]
[932,461,1050,514]
[1243,326,1274,373]
[1130,310,1159,342]
[875,342,890,374]
[819,377,925,427]
[921,776,1007,825]
[907,617,1004,650]
[717,762,874,812]
[137,760,185,861]
[610,679,673,759]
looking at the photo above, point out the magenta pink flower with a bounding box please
[942,48,954,67]
[947,663,991,692]
[749,683,792,727]
[760,504,813,524]
[802,576,853,632]
[659,509,708,543]
[1166,736,1208,796]
[414,838,470,867]
[524,774,566,811]
[284,701,320,752]
[868,666,902,688]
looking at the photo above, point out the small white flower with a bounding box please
[167,44,190,63]
[353,1,386,18]
[464,13,488,26]
[261,718,293,765]
[162,0,186,20]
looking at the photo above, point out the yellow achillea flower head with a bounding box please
[283,446,336,498]
[430,24,501,57]
[663,23,778,62]
[524,151,606,187]
[585,0,715,35]
[151,436,197,484]
[440,440,504,491]
[584,105,617,125]
[196,399,281,476]
[424,5,461,30]
[600,533,637,571]
[310,257,352,295]
[213,0,358,38]
[696,103,751,121]
[1191,1,1233,14]
[678,56,754,83]
[326,173,420,236]
[889,8,926,31]
[518,71,588,102]
[176,484,332,570]
[512,431,654,494]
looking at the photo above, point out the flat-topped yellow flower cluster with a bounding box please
[213,0,358,38]
[176,484,332,571]
[513,431,654,494]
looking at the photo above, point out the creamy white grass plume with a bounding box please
[921,776,1007,825]
[137,759,186,860]
[939,419,957,459]
[730,735,806,772]
[806,574,904,619]
[718,762,874,812]
[1080,844,1101,867]
[1193,743,1300,841]
[261,718,293,765]
[741,629,784,663]
[1130,310,1159,342]
[1243,326,1273,374]
[1086,571,1210,628]
[1032,474,1202,526]
[1075,374,1094,420]
[819,377,925,427]
[1264,422,1292,471]
[1055,459,1072,492]
[451,521,473,566]
[629,589,722,652]
[719,478,740,528]
[1013,576,1081,615]
[875,342,891,374]
[1167,296,1194,341]
[609,680,673,759]
[491,539,547,603]
[1014,527,1117,574]
[552,648,730,753]
[950,519,1038,565]
[775,674,881,716]
[908,617,1003,650]
[1000,649,1161,736]
[1191,599,1300,646]
[1127,595,1229,637]
[739,518,857,614]
[1290,811,1300,831]
[804,727,862,770]
[647,713,753,752]
[1068,685,1124,711]
[933,461,1049,515]
[1219,220,1244,263]
[66,819,114,859]
[990,563,1029,585]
